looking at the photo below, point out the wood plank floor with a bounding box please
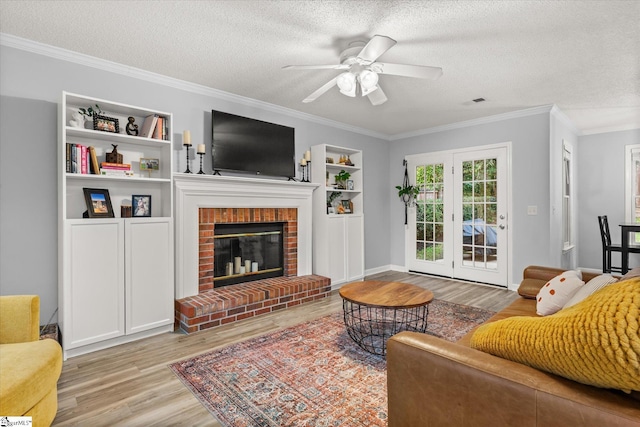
[52,271,519,426]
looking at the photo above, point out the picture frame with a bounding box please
[346,179,354,191]
[132,195,152,217]
[327,206,335,214]
[82,188,114,218]
[341,199,352,214]
[93,115,120,133]
[140,158,160,171]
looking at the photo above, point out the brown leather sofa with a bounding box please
[387,266,640,427]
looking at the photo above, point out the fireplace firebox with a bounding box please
[213,222,284,287]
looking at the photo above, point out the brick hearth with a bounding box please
[175,275,331,333]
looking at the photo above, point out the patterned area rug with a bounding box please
[170,299,494,427]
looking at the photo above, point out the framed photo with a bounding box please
[132,195,152,217]
[327,206,335,214]
[346,179,354,190]
[140,158,160,171]
[82,188,114,218]
[93,115,120,133]
[341,199,352,214]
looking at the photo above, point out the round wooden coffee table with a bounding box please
[339,280,434,356]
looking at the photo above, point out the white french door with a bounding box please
[405,145,509,287]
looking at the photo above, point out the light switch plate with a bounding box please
[527,205,538,215]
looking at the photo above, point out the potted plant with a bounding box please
[395,184,420,204]
[334,170,351,189]
[76,104,104,129]
[327,191,342,213]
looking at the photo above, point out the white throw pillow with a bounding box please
[563,274,618,308]
[536,270,584,316]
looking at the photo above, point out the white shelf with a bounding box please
[58,92,175,359]
[65,173,171,184]
[310,144,364,286]
[66,127,171,147]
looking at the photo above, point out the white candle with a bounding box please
[304,150,311,161]
[197,143,205,154]
[301,158,307,166]
[240,266,246,274]
[183,130,191,145]
[234,257,242,274]
[245,260,251,271]
[251,262,258,272]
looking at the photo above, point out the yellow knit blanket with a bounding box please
[471,277,640,392]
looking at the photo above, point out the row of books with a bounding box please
[140,114,169,140]
[65,143,133,176]
[66,143,99,174]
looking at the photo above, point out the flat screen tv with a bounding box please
[211,110,295,178]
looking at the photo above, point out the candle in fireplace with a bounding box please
[234,257,242,274]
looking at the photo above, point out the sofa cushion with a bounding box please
[563,274,618,309]
[470,278,640,392]
[0,339,62,416]
[535,270,584,315]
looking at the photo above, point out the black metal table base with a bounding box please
[342,299,429,356]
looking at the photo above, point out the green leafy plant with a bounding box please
[395,184,420,200]
[327,191,342,205]
[78,104,103,118]
[334,170,351,189]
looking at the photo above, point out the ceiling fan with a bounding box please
[283,35,443,106]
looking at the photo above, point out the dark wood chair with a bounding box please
[598,215,623,273]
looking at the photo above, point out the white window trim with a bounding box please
[625,144,640,223]
[562,140,574,250]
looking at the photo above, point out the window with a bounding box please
[562,141,573,249]
[625,144,640,242]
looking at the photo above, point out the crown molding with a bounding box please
[0,33,388,140]
[550,105,581,136]
[389,105,555,141]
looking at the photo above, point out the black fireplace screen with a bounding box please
[213,222,284,287]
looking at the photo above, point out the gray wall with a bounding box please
[577,128,640,270]
[0,45,390,322]
[388,113,553,286]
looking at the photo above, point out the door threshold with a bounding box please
[407,270,508,289]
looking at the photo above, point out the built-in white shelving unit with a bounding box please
[310,144,364,286]
[58,92,174,359]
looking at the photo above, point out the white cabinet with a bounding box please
[58,92,174,359]
[125,218,174,335]
[310,144,365,286]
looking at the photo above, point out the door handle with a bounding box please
[499,224,506,230]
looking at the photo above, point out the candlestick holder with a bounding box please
[197,152,205,174]
[306,161,311,182]
[183,144,192,174]
[300,164,307,182]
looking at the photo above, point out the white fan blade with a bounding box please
[373,62,443,79]
[303,77,338,103]
[357,35,397,64]
[367,85,387,106]
[283,64,349,70]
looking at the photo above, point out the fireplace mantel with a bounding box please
[174,173,318,299]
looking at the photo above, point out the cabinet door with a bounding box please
[65,220,125,348]
[346,215,364,281]
[327,216,347,284]
[125,219,174,334]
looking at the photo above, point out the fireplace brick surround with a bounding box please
[198,207,298,293]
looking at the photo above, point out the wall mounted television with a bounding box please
[211,110,295,178]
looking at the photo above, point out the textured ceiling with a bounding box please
[1,0,639,136]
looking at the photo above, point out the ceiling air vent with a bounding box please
[472,98,486,103]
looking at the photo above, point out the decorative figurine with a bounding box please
[126,116,139,136]
[106,144,123,164]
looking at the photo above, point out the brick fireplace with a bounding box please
[198,207,298,292]
[173,175,328,333]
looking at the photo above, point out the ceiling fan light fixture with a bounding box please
[337,72,356,97]
[359,69,379,90]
